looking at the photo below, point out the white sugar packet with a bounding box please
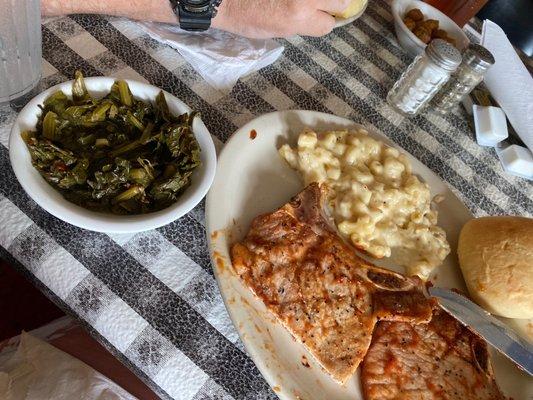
[139,22,284,92]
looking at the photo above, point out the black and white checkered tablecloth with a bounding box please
[0,1,532,399]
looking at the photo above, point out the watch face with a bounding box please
[183,0,211,13]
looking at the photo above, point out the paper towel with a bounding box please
[481,20,533,152]
[139,22,284,92]
[0,332,137,400]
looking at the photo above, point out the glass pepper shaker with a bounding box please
[387,39,462,116]
[432,44,495,115]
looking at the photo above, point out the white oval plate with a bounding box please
[9,77,217,233]
[206,110,532,400]
[334,0,368,28]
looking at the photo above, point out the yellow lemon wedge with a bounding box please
[335,0,367,19]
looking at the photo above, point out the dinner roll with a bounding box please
[335,0,366,19]
[458,216,533,319]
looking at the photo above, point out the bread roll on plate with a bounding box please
[458,216,533,319]
[335,0,367,19]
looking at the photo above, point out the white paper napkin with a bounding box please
[0,332,137,400]
[139,22,284,92]
[481,20,533,152]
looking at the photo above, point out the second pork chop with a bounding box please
[231,183,433,384]
[361,306,507,400]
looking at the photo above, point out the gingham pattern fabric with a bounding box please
[1,1,532,399]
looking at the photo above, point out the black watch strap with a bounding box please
[169,0,222,32]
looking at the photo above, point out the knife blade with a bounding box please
[428,286,533,376]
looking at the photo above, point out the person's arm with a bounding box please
[41,0,352,38]
[42,0,177,24]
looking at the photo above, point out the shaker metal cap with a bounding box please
[426,39,462,71]
[463,43,495,72]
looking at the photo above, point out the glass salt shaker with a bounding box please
[387,39,462,116]
[432,44,495,115]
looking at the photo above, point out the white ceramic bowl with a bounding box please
[9,77,217,233]
[391,0,470,57]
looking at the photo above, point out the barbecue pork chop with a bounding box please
[361,307,507,400]
[231,183,433,384]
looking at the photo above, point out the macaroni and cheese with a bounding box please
[279,128,450,279]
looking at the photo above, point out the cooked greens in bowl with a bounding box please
[21,72,201,215]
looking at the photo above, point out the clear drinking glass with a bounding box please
[0,0,42,104]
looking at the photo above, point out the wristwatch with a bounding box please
[170,0,223,32]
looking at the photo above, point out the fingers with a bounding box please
[301,10,336,37]
[315,0,352,15]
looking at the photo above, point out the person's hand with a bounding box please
[212,0,352,38]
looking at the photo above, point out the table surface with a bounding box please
[1,2,532,399]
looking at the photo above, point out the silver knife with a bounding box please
[428,286,533,376]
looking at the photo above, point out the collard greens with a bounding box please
[22,71,202,215]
